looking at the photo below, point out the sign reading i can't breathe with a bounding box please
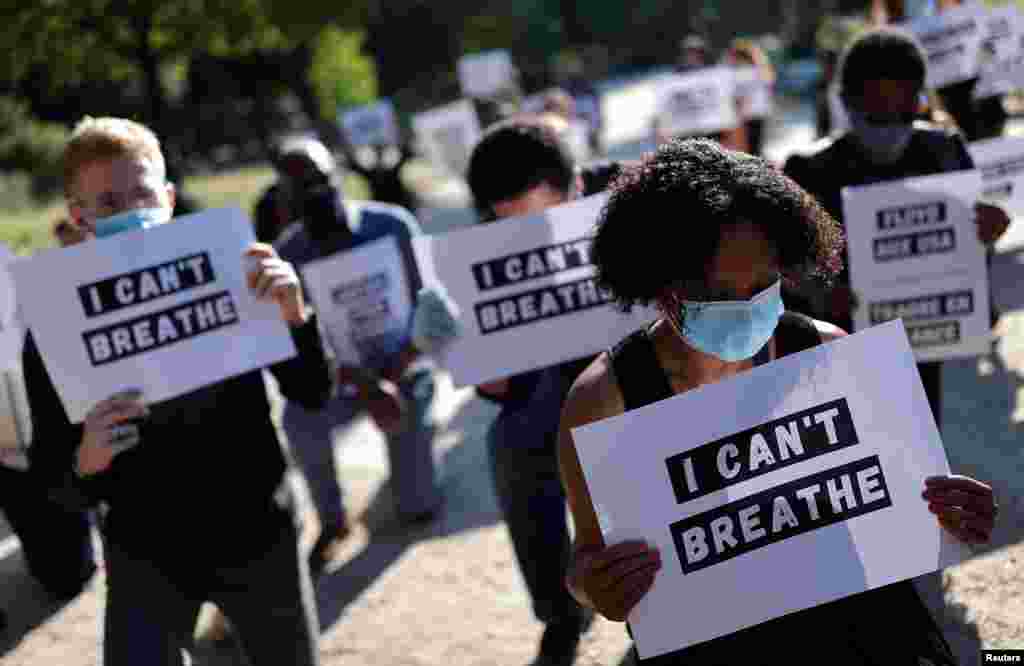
[411,194,657,387]
[570,320,967,659]
[9,208,297,423]
[842,170,991,362]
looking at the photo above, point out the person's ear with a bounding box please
[573,174,584,199]
[165,181,177,213]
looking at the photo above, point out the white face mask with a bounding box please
[92,207,172,238]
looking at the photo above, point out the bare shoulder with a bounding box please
[561,352,626,433]
[811,318,848,343]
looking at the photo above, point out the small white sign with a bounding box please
[412,99,482,177]
[842,170,990,362]
[458,50,516,99]
[733,66,774,120]
[412,195,657,388]
[970,135,1024,217]
[301,236,413,368]
[656,66,739,137]
[974,6,1024,99]
[339,100,399,147]
[9,208,298,423]
[904,3,985,88]
[571,320,966,659]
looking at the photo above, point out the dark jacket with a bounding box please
[23,316,331,569]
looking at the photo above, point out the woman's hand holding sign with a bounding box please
[567,542,662,622]
[76,390,148,477]
[244,243,307,326]
[923,475,998,545]
[974,203,1011,247]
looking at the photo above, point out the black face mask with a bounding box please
[300,184,349,243]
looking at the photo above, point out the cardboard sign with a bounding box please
[656,66,739,137]
[571,320,966,659]
[904,3,985,88]
[841,171,990,361]
[339,100,399,147]
[458,50,515,99]
[733,66,774,120]
[974,6,1024,99]
[970,135,1024,217]
[411,195,657,387]
[412,100,482,176]
[9,208,297,423]
[301,236,413,368]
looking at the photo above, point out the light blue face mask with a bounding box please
[677,280,784,362]
[93,207,171,238]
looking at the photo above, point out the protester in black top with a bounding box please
[25,116,331,666]
[559,137,996,665]
[413,118,630,666]
[783,27,1010,428]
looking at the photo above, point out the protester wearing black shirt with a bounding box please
[559,137,996,665]
[25,117,331,666]
[784,28,1010,428]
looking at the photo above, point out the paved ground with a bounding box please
[2,80,1024,665]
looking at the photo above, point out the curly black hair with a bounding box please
[592,138,844,312]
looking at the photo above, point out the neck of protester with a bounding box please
[651,317,757,390]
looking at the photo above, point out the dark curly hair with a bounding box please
[592,138,844,312]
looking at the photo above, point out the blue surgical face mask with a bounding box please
[848,110,914,165]
[676,280,784,362]
[93,207,171,238]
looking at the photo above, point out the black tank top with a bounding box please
[610,313,956,666]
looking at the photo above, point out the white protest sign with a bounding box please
[0,243,22,371]
[841,170,990,362]
[656,66,739,137]
[411,194,656,388]
[904,3,985,88]
[458,50,515,99]
[300,236,413,368]
[571,320,966,659]
[970,135,1024,217]
[412,100,482,177]
[9,208,297,423]
[339,100,399,147]
[732,66,774,120]
[974,6,1024,100]
[827,84,851,134]
[0,366,32,470]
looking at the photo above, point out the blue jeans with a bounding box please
[283,364,442,525]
